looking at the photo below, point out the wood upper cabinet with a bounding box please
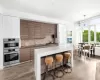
[20,20,57,39]
[28,21,35,39]
[28,21,44,39]
[41,23,56,36]
[34,22,42,39]
[49,24,56,35]
[20,20,29,39]
[20,48,31,62]
[41,23,47,37]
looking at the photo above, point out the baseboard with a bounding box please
[20,60,33,64]
[0,66,3,70]
[2,60,34,70]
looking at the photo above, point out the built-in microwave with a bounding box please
[3,38,19,48]
[4,43,19,48]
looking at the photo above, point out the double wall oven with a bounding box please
[3,38,20,66]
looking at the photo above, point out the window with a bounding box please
[90,26,94,42]
[82,27,88,42]
[82,24,100,43]
[96,25,100,42]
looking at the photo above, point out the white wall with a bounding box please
[74,23,83,46]
[0,14,3,69]
[66,23,74,44]
[57,24,67,46]
[57,23,74,46]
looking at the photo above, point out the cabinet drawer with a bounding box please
[20,48,31,62]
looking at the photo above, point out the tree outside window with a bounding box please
[96,25,100,42]
[83,28,88,42]
[82,25,100,43]
[90,26,94,42]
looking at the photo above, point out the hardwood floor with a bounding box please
[0,61,35,80]
[0,56,100,80]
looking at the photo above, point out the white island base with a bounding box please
[34,45,73,80]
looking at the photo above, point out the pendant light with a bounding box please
[83,15,86,26]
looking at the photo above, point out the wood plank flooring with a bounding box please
[0,56,100,80]
[0,61,35,80]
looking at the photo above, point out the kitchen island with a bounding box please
[34,45,73,80]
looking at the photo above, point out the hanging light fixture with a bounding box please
[83,15,86,26]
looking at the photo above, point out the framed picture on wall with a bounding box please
[67,38,72,43]
[67,31,72,43]
[67,31,72,36]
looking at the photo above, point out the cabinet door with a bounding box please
[20,48,31,62]
[0,14,3,38]
[0,14,3,68]
[41,23,56,36]
[28,21,35,39]
[49,24,56,35]
[41,23,47,37]
[34,24,41,39]
[20,20,29,39]
[12,17,20,38]
[3,15,13,38]
[3,15,20,38]
[30,48,34,61]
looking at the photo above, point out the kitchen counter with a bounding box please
[20,43,58,49]
[34,44,73,80]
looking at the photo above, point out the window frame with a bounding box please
[82,25,98,43]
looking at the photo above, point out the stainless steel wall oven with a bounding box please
[3,38,20,66]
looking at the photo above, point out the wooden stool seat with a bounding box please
[64,53,71,59]
[45,56,53,66]
[56,54,63,62]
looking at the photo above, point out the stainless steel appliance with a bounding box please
[4,38,19,49]
[3,38,20,66]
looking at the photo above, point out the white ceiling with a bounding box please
[0,0,100,22]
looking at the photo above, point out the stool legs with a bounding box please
[42,53,72,80]
[43,65,55,80]
[43,56,55,80]
[64,59,72,73]
[54,62,64,78]
[54,54,64,78]
[64,53,72,73]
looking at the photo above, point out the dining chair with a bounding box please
[82,45,91,60]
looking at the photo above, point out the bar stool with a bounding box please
[54,54,64,78]
[64,52,72,73]
[43,56,54,80]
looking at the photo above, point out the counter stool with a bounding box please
[64,52,72,73]
[54,54,64,78]
[43,56,54,80]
